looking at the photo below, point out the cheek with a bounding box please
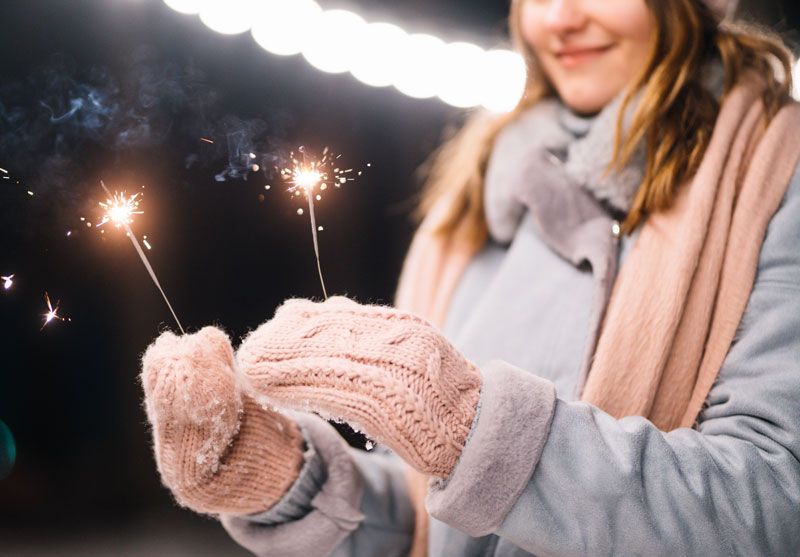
[518,2,548,54]
[606,0,653,51]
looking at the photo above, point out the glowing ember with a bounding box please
[1,275,14,290]
[98,191,143,228]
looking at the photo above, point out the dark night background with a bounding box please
[0,0,798,554]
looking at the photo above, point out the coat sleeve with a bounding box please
[426,168,800,556]
[220,414,415,557]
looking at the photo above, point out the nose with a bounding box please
[544,0,588,34]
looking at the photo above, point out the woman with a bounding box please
[141,0,800,555]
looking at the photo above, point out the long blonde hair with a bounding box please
[417,0,794,248]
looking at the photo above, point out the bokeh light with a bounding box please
[481,49,526,113]
[199,0,256,35]
[163,0,528,112]
[0,420,15,480]
[251,0,322,56]
[437,41,487,108]
[794,58,800,100]
[349,22,408,88]
[302,10,367,74]
[393,33,446,99]
[163,0,204,16]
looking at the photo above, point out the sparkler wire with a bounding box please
[100,181,185,334]
[297,146,328,300]
[306,193,328,300]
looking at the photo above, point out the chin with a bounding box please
[552,74,623,115]
[559,91,616,116]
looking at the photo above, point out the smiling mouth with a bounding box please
[554,45,614,68]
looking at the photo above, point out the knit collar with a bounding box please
[483,61,726,245]
[483,92,642,244]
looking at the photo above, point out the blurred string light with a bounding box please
[162,0,526,112]
[795,58,800,101]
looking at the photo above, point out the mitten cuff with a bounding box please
[220,414,366,557]
[425,360,557,537]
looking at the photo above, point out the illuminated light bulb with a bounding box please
[302,10,367,74]
[481,49,526,113]
[199,0,257,35]
[794,59,800,101]
[251,0,322,56]
[349,22,408,88]
[393,33,446,99]
[437,41,487,108]
[163,0,205,15]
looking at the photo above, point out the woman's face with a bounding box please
[519,0,654,114]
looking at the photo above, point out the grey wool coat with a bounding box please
[220,96,800,556]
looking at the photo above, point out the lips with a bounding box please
[553,45,613,68]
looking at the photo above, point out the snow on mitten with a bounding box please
[237,297,482,478]
[141,326,305,515]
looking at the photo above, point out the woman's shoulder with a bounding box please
[755,156,800,285]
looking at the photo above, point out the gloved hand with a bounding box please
[140,326,305,515]
[236,297,482,478]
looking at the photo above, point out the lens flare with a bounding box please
[0,420,14,480]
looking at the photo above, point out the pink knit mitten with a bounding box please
[141,327,305,515]
[237,297,482,478]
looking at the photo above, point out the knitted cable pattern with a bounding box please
[141,326,305,515]
[237,297,482,478]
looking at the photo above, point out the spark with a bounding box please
[41,292,69,331]
[1,275,14,290]
[99,181,184,334]
[278,146,364,300]
[97,191,143,228]
[0,168,7,174]
[27,191,33,196]
[200,138,214,143]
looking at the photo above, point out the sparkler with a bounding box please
[1,275,13,290]
[279,146,356,299]
[98,181,185,334]
[41,292,68,331]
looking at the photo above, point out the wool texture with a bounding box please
[140,326,305,515]
[236,296,482,478]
